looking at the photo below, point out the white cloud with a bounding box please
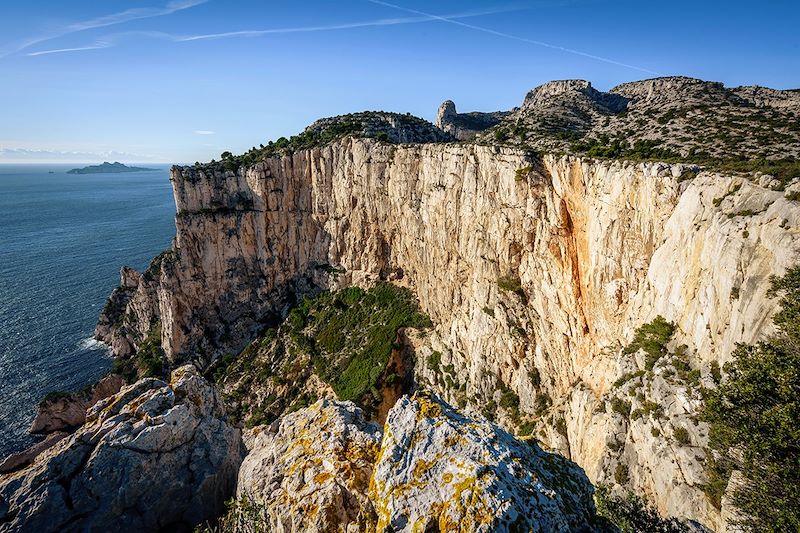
[193,130,216,135]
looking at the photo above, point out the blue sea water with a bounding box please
[0,164,176,458]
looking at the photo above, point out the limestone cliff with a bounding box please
[96,81,800,531]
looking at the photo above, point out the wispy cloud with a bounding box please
[177,7,520,41]
[0,147,162,163]
[27,45,109,57]
[193,130,215,135]
[365,0,660,75]
[1,0,207,58]
[23,6,526,56]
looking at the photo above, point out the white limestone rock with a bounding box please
[236,399,382,533]
[0,366,245,532]
[370,392,598,532]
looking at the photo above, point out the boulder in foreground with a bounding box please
[0,365,245,532]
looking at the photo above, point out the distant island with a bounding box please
[66,162,157,174]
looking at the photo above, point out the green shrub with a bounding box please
[624,316,675,370]
[614,370,645,387]
[515,166,534,181]
[497,274,524,294]
[673,426,691,446]
[528,367,541,388]
[517,421,535,437]
[483,399,498,421]
[702,266,800,531]
[595,485,691,533]
[427,351,442,373]
[631,400,663,421]
[710,360,722,384]
[611,397,632,418]
[615,464,630,485]
[534,393,552,416]
[40,390,73,406]
[500,390,520,411]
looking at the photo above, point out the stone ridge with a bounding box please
[306,110,454,144]
[477,75,800,164]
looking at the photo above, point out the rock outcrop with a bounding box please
[371,393,598,532]
[233,394,599,532]
[30,374,124,434]
[478,76,800,160]
[237,400,382,532]
[435,100,510,140]
[0,366,244,532]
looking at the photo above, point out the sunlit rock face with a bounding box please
[99,135,800,530]
[235,393,599,533]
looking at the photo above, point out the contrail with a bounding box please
[1,0,207,58]
[365,0,661,75]
[27,44,110,57]
[25,6,528,56]
[178,8,520,41]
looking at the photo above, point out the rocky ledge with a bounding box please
[0,366,245,532]
[0,370,604,532]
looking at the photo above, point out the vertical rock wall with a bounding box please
[97,137,800,530]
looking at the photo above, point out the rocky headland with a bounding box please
[3,76,799,532]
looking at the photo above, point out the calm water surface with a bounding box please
[0,164,175,457]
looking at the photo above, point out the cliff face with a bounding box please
[97,137,800,530]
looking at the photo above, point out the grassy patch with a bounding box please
[309,283,431,402]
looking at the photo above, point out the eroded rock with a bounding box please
[0,366,244,532]
[237,399,381,532]
[370,392,599,532]
[30,373,124,434]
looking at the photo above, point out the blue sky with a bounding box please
[1,0,798,164]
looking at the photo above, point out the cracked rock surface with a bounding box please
[235,394,600,533]
[237,399,382,532]
[0,366,245,533]
[371,393,598,533]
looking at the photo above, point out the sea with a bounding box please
[0,164,176,458]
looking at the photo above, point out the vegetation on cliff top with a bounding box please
[702,266,800,531]
[193,111,448,173]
